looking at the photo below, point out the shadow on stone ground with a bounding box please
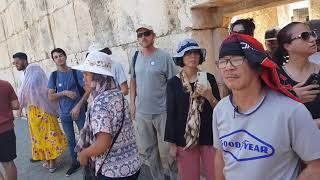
[7,119,166,180]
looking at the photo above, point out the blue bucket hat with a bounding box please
[173,39,206,66]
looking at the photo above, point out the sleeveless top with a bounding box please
[279,67,320,119]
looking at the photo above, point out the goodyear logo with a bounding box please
[220,130,275,161]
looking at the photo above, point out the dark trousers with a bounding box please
[60,114,85,164]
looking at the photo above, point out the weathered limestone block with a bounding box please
[0,17,7,42]
[237,7,279,44]
[277,5,290,28]
[134,0,170,36]
[46,0,72,14]
[19,0,47,27]
[49,3,81,54]
[2,67,17,89]
[26,17,54,61]
[0,42,11,69]
[73,0,95,51]
[0,0,10,13]
[309,0,320,19]
[109,46,132,78]
[7,32,27,59]
[2,1,25,38]
[156,32,191,56]
[40,59,57,77]
[103,0,138,46]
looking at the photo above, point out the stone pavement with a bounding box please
[9,118,153,180]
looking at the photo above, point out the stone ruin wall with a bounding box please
[0,0,203,89]
[0,0,319,90]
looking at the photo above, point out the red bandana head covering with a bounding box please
[219,33,301,102]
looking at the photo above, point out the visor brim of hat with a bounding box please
[72,64,114,77]
[173,47,206,59]
[265,37,277,41]
[136,27,153,32]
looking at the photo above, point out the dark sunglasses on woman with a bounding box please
[137,30,153,38]
[290,31,317,42]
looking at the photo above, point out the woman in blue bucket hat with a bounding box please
[164,39,220,180]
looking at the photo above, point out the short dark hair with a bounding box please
[230,18,256,36]
[12,52,28,61]
[100,47,112,55]
[174,52,205,67]
[265,28,279,40]
[51,48,66,59]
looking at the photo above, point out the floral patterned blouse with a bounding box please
[87,89,141,177]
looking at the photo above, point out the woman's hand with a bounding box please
[196,82,213,100]
[197,82,218,108]
[77,150,89,166]
[293,82,320,103]
[169,144,178,160]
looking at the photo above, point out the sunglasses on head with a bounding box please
[137,30,153,38]
[290,31,317,42]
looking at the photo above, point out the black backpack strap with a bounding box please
[72,69,85,97]
[132,51,139,79]
[52,71,58,92]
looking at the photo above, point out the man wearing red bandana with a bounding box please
[212,34,320,180]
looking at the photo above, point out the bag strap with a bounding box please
[132,51,139,79]
[95,95,126,173]
[52,71,58,93]
[72,69,85,97]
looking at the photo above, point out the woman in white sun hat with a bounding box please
[164,39,220,180]
[74,51,141,180]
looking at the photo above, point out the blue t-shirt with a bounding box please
[48,69,85,120]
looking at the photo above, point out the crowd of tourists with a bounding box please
[0,18,320,180]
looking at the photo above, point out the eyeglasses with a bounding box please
[137,30,153,38]
[290,31,317,42]
[216,56,245,69]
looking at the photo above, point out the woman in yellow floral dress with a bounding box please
[19,64,67,173]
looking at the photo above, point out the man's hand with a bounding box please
[16,108,23,118]
[169,144,178,160]
[294,82,320,103]
[63,90,77,100]
[130,103,136,121]
[71,105,81,121]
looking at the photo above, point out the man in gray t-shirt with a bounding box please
[130,25,177,180]
[213,34,320,180]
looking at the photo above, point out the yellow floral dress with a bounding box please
[28,105,68,160]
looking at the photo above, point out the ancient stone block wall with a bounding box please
[0,0,205,89]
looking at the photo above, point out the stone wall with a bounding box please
[309,0,320,19]
[0,0,203,89]
[1,0,320,91]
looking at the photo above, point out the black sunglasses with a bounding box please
[290,31,317,42]
[137,30,153,38]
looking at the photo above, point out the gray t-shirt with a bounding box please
[111,62,127,89]
[212,89,320,180]
[130,49,177,114]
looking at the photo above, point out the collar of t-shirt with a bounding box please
[229,89,267,117]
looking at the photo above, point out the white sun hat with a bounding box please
[136,24,154,32]
[73,51,114,77]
